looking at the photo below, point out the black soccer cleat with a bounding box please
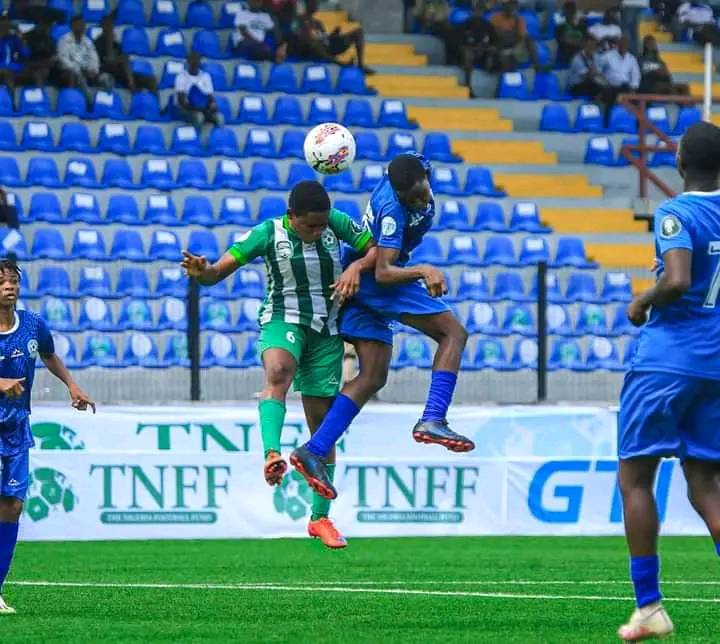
[290,445,337,500]
[412,419,475,453]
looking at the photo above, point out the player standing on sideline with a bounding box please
[0,259,95,614]
[616,122,720,641]
[291,153,474,500]
[181,181,374,548]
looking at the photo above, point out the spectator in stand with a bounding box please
[600,36,641,95]
[23,14,57,87]
[568,36,609,102]
[490,0,541,72]
[58,15,111,107]
[291,0,374,73]
[413,0,450,36]
[675,1,720,46]
[232,0,287,62]
[460,0,496,94]
[621,0,650,55]
[555,1,587,67]
[174,50,223,129]
[588,8,623,51]
[639,34,689,93]
[0,15,29,93]
[94,14,157,94]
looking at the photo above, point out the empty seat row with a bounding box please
[584,136,676,168]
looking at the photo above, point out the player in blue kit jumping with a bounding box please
[616,122,720,641]
[0,259,94,614]
[290,153,474,500]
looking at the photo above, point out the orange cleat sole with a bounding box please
[413,431,475,453]
[290,453,337,500]
[264,455,287,486]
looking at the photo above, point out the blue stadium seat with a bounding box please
[673,106,701,135]
[102,159,135,189]
[548,338,586,371]
[155,28,186,56]
[648,139,677,167]
[601,272,632,302]
[188,229,220,260]
[431,167,464,195]
[394,336,433,369]
[129,91,163,121]
[201,300,235,332]
[159,298,187,331]
[0,121,16,151]
[521,10,541,38]
[472,202,505,234]
[81,334,119,367]
[519,237,549,265]
[447,235,482,266]
[584,136,615,165]
[359,164,384,192]
[565,272,599,303]
[483,236,517,266]
[92,90,126,120]
[40,296,77,332]
[159,60,185,88]
[539,104,572,132]
[27,157,62,188]
[608,105,637,133]
[286,162,317,188]
[68,192,102,224]
[422,133,461,163]
[231,268,264,299]
[258,196,285,222]
[509,202,551,233]
[110,229,146,261]
[0,158,22,187]
[98,123,131,154]
[586,336,623,371]
[552,237,596,269]
[117,0,146,25]
[64,157,99,188]
[532,71,571,100]
[36,266,73,297]
[163,333,189,366]
[529,272,567,303]
[176,159,210,189]
[473,339,508,370]
[71,229,107,260]
[141,159,176,190]
[437,200,470,230]
[343,98,375,128]
[386,131,417,159]
[333,199,362,223]
[122,26,151,55]
[323,169,357,193]
[244,128,276,157]
[192,29,227,59]
[507,338,538,370]
[278,129,305,159]
[185,0,214,27]
[647,105,671,134]
[170,125,203,156]
[83,0,109,21]
[232,62,262,91]
[465,302,501,334]
[21,121,54,151]
[239,95,270,124]
[56,88,87,118]
[611,305,638,336]
[58,122,93,153]
[133,125,166,155]
[574,103,604,132]
[408,236,445,266]
[218,1,241,26]
[455,270,491,302]
[50,333,81,369]
[145,194,178,225]
[121,332,163,366]
[0,88,12,117]
[78,267,113,298]
[378,99,416,129]
[464,166,505,197]
[546,303,574,336]
[250,161,282,190]
[156,268,186,297]
[498,72,530,100]
[207,127,240,157]
[213,159,247,190]
[79,298,115,332]
[0,228,27,259]
[218,196,253,225]
[337,66,374,95]
[308,96,339,124]
[266,63,297,93]
[272,96,305,125]
[29,192,63,223]
[202,333,240,367]
[118,300,155,334]
[202,278,228,300]
[117,268,152,298]
[502,305,535,336]
[149,230,182,260]
[31,228,67,259]
[494,272,530,302]
[301,64,333,93]
[354,131,385,161]
[151,0,180,26]
[576,304,609,336]
[236,299,261,331]
[18,87,50,116]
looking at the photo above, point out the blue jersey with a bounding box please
[631,191,720,380]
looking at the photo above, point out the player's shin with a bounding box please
[305,394,360,457]
[421,370,458,422]
[259,398,286,457]
[0,520,19,592]
[311,463,336,520]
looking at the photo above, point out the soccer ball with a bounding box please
[304,122,356,175]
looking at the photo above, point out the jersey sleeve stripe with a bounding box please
[353,230,372,252]
[228,246,247,266]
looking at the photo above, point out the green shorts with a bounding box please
[258,321,343,398]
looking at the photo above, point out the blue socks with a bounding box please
[421,370,458,422]
[715,541,720,557]
[0,521,19,592]
[630,555,661,608]
[306,394,360,458]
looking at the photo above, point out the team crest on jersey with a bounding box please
[27,339,38,359]
[321,230,337,250]
[381,216,397,237]
[660,214,682,239]
[275,240,292,259]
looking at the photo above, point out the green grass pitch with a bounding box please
[2,537,717,642]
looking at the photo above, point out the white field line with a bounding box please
[6,580,720,603]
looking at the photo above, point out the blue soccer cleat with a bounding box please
[290,445,337,500]
[412,419,475,453]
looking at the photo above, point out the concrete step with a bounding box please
[494,174,602,198]
[541,208,646,234]
[407,106,513,132]
[368,73,468,98]
[662,51,705,75]
[586,243,655,269]
[453,140,556,165]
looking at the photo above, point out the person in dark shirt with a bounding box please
[21,15,56,87]
[0,15,28,93]
[461,0,496,93]
[638,35,688,94]
[555,1,587,67]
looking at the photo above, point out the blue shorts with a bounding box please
[340,276,450,346]
[0,449,30,500]
[618,370,720,460]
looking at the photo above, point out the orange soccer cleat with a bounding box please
[308,517,347,549]
[264,451,287,486]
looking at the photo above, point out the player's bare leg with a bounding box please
[617,457,674,641]
[401,311,475,452]
[0,496,22,614]
[683,458,720,543]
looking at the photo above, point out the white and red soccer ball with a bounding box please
[304,123,356,175]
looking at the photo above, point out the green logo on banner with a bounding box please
[273,471,313,521]
[25,468,78,522]
[31,422,85,450]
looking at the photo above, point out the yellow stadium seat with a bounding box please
[453,140,556,165]
[585,243,655,268]
[494,174,602,198]
[540,208,647,234]
[407,106,513,132]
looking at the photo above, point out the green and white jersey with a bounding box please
[227,208,372,335]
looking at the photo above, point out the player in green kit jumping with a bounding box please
[181,181,374,548]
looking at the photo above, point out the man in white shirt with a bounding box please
[676,1,720,46]
[232,0,286,62]
[174,51,223,129]
[601,37,641,90]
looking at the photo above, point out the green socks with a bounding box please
[311,463,336,521]
[259,398,286,457]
